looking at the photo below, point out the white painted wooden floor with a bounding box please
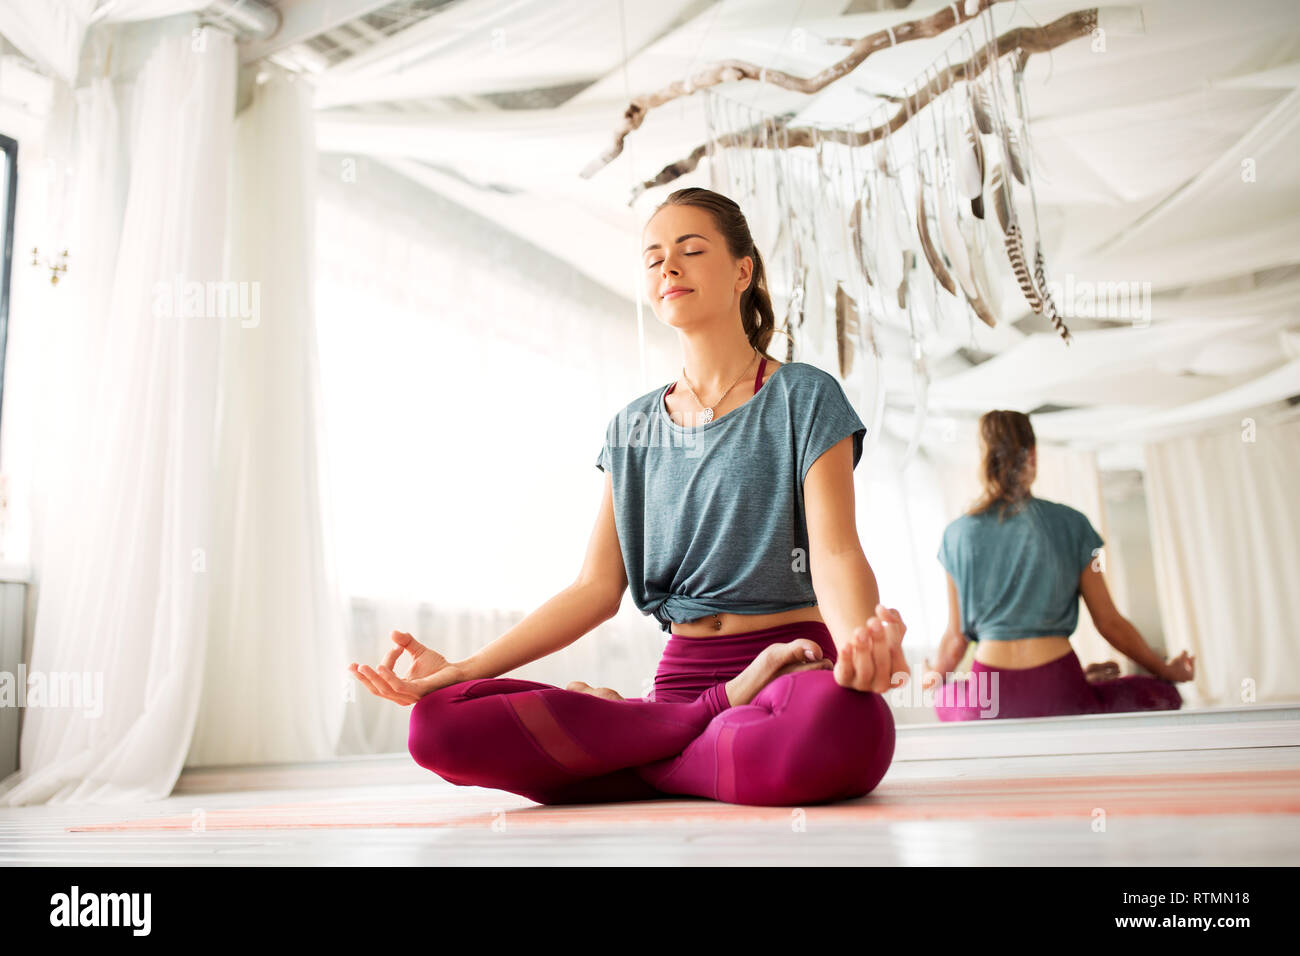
[1,704,1296,866]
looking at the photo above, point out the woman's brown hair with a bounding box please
[968,410,1036,521]
[650,187,787,361]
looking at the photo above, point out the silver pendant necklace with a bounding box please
[679,347,758,425]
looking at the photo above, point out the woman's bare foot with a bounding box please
[566,680,626,701]
[1084,660,1120,683]
[724,639,833,708]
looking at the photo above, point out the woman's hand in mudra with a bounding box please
[835,605,910,694]
[1161,650,1195,683]
[348,630,469,706]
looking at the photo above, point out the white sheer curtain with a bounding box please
[1144,408,1300,707]
[1031,445,1117,669]
[0,16,234,805]
[857,433,950,674]
[0,0,207,84]
[0,0,98,85]
[185,65,349,767]
[315,155,678,754]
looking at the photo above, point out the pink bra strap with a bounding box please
[667,356,768,397]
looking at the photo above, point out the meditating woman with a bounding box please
[348,187,909,807]
[923,410,1194,720]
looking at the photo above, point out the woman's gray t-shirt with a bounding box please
[937,496,1105,641]
[596,361,867,632]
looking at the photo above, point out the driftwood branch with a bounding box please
[625,9,1099,204]
[581,0,1014,180]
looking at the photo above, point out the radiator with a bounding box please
[0,563,29,781]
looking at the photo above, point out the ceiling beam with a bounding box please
[238,0,396,65]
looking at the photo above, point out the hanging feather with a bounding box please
[1002,123,1027,185]
[896,250,914,310]
[908,249,944,335]
[989,163,1044,314]
[990,162,1015,235]
[935,166,976,293]
[834,280,860,378]
[935,167,997,328]
[874,139,890,175]
[993,56,1031,189]
[1033,248,1072,344]
[1004,48,1067,343]
[849,192,874,287]
[965,216,1002,326]
[872,172,905,296]
[956,121,985,220]
[971,79,995,135]
[809,136,836,334]
[917,176,957,296]
[1004,222,1044,315]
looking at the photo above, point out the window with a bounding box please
[0,133,15,432]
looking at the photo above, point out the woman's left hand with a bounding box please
[835,604,910,694]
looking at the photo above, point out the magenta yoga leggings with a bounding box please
[933,648,1183,721]
[407,620,896,807]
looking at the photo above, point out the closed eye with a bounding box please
[647,251,702,269]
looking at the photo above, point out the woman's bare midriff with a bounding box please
[974,635,1074,669]
[670,605,826,638]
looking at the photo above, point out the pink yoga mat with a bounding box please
[68,768,1300,831]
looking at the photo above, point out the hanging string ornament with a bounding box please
[881,108,920,324]
[981,34,1027,186]
[810,127,847,360]
[839,120,881,389]
[782,123,811,363]
[956,27,1004,320]
[848,188,874,289]
[934,57,997,329]
[903,67,949,341]
[920,64,964,319]
[764,115,798,354]
[958,83,986,219]
[707,85,728,192]
[829,128,876,380]
[865,118,909,329]
[991,161,1044,314]
[846,108,889,464]
[883,103,930,473]
[833,280,861,379]
[1002,34,1071,343]
[856,126,890,314]
[971,18,1046,322]
[1001,116,1028,186]
[971,73,995,135]
[917,151,957,297]
[844,110,882,370]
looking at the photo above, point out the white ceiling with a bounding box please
[292,0,1300,449]
[5,0,1299,453]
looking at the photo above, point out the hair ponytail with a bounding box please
[968,410,1036,521]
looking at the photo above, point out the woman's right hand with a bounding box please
[1160,650,1195,683]
[348,630,470,706]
